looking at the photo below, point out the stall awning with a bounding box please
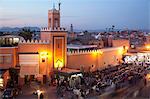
[54,68,81,77]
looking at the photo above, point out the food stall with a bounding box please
[54,68,82,88]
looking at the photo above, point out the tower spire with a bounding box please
[58,0,61,11]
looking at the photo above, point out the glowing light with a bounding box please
[92,51,98,56]
[92,50,103,56]
[125,46,129,50]
[54,59,63,69]
[146,74,150,81]
[118,48,124,54]
[37,90,41,93]
[146,45,150,49]
[40,52,48,58]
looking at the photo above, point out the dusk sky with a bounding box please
[0,0,150,30]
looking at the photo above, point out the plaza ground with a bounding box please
[0,80,148,99]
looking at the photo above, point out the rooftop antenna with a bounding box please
[58,0,61,11]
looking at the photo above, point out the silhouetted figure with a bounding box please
[40,93,44,99]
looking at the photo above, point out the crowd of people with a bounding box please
[55,63,148,99]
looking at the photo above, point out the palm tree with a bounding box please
[18,28,33,41]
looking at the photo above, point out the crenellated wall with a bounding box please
[41,27,66,32]
[67,46,125,72]
[19,39,50,44]
[40,27,67,41]
[67,49,103,55]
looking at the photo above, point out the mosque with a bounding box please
[0,3,129,86]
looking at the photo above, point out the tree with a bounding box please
[112,25,115,32]
[18,28,33,41]
[0,32,3,36]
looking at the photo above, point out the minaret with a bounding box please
[41,0,67,72]
[70,24,73,33]
[48,2,60,29]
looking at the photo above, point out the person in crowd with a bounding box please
[40,93,44,99]
[56,61,148,98]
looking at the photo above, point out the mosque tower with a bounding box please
[41,1,67,73]
[48,3,61,29]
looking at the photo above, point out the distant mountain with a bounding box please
[0,27,40,33]
[0,27,149,33]
[0,27,20,32]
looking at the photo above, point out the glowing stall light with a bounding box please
[146,45,150,49]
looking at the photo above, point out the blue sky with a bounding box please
[0,0,149,30]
